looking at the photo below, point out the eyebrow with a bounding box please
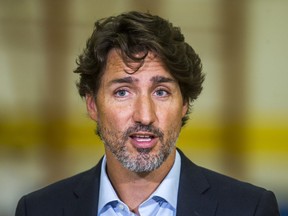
[108,75,176,86]
[108,77,137,85]
[150,76,176,84]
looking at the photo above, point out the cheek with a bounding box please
[157,103,184,126]
[97,104,132,130]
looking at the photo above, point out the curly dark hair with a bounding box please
[74,11,205,126]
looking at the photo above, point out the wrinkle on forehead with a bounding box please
[107,49,163,74]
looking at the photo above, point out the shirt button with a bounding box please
[118,204,125,210]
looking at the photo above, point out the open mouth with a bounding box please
[130,134,155,142]
[129,133,158,148]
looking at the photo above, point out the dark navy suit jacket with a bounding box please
[15,150,280,216]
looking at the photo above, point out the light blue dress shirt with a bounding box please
[97,150,181,216]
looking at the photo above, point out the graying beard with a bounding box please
[117,139,175,173]
[97,123,176,173]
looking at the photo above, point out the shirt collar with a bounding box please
[148,150,181,209]
[98,150,181,212]
[98,156,120,213]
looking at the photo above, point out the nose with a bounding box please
[132,94,157,125]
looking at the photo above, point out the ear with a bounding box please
[85,94,98,121]
[182,100,189,117]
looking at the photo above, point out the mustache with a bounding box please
[96,123,164,142]
[124,123,164,139]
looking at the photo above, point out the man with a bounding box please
[16,11,280,216]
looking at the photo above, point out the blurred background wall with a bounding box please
[0,0,287,215]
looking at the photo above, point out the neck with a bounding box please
[105,148,176,212]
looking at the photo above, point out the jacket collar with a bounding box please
[176,149,218,216]
[64,159,102,216]
[65,150,217,216]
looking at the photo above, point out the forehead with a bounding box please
[104,49,171,78]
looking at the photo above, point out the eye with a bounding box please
[154,89,170,97]
[114,89,129,97]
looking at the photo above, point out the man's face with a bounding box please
[86,49,188,173]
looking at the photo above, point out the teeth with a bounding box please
[133,135,153,142]
[136,135,150,138]
[136,137,151,142]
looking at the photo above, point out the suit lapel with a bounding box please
[177,150,218,216]
[63,159,103,216]
[61,151,217,216]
